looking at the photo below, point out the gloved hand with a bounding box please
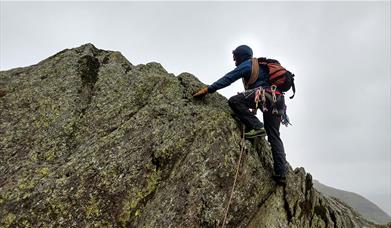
[192,87,208,98]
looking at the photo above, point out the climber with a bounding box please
[192,45,288,184]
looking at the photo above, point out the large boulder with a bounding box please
[0,44,383,227]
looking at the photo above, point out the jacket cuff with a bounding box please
[207,85,216,93]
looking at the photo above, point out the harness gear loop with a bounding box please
[221,125,246,228]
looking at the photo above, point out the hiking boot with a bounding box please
[244,128,266,139]
[272,174,286,186]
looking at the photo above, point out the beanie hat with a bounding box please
[232,45,253,59]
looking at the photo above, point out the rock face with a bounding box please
[0,44,384,227]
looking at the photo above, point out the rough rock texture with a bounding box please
[0,44,385,227]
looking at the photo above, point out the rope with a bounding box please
[221,126,246,228]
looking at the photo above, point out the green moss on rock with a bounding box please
[0,44,380,228]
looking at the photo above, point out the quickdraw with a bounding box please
[254,87,269,113]
[254,86,278,114]
[261,88,268,112]
[255,89,261,110]
[271,85,278,115]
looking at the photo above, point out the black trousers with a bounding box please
[228,91,264,130]
[228,90,287,176]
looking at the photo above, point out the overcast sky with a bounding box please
[1,1,390,215]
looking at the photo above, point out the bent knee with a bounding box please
[228,95,242,108]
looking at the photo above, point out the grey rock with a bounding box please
[0,44,386,227]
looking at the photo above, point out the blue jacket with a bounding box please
[208,59,270,93]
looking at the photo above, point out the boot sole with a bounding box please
[245,133,266,139]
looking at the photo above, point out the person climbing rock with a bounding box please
[193,45,290,184]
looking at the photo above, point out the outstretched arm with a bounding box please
[208,60,251,93]
[192,60,251,98]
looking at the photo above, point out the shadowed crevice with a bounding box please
[77,55,101,115]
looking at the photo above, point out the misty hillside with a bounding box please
[0,44,385,227]
[313,180,391,225]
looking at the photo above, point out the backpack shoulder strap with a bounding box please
[242,58,259,89]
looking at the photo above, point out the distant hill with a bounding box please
[313,180,391,225]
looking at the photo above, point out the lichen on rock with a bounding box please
[0,44,384,227]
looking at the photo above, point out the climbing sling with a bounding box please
[242,58,259,90]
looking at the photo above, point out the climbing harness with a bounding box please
[244,86,292,127]
[221,126,246,228]
[251,86,292,127]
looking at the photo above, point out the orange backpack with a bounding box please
[246,57,296,99]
